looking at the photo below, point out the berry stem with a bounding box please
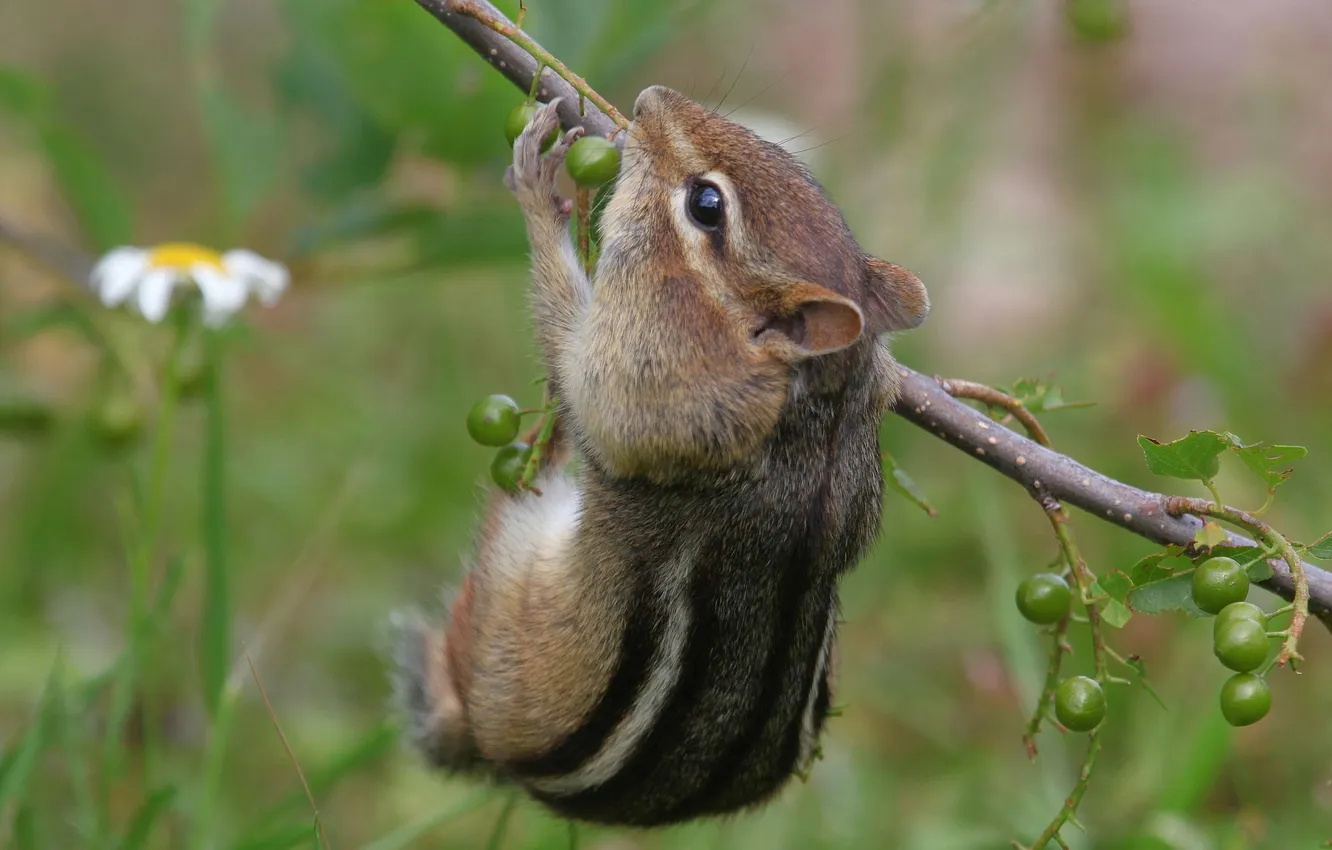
[1166,496,1308,668]
[1023,619,1070,759]
[945,379,1106,847]
[526,61,545,101]
[519,391,559,490]
[448,0,629,130]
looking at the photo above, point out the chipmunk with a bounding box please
[393,86,929,827]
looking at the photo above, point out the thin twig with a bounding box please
[412,0,626,140]
[245,649,331,850]
[941,378,1052,448]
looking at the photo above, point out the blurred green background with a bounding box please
[2,0,1331,847]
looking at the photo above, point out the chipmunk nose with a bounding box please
[633,86,669,119]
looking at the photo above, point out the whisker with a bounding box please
[790,133,851,157]
[713,43,754,116]
[721,67,791,121]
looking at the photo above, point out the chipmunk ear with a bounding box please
[863,256,929,333]
[755,281,865,358]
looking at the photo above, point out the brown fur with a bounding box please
[393,85,929,826]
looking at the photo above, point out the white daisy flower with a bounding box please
[90,243,290,327]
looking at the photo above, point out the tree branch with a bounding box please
[896,370,1332,630]
[409,0,1332,631]
[414,0,624,143]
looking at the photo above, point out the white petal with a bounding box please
[91,247,149,307]
[223,249,289,305]
[135,268,178,323]
[192,264,248,319]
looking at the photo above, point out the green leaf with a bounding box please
[0,652,64,808]
[1227,436,1306,497]
[38,124,133,251]
[883,451,937,517]
[274,34,396,202]
[200,84,282,233]
[1128,552,1182,586]
[1128,572,1207,617]
[281,0,516,168]
[1122,654,1167,710]
[1193,520,1227,550]
[1101,599,1133,628]
[0,66,49,120]
[1004,376,1095,414]
[1306,532,1332,560]
[117,786,178,850]
[200,331,229,717]
[1137,431,1232,482]
[1099,570,1133,602]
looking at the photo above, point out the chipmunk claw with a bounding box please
[508,98,584,219]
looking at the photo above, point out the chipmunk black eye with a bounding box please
[686,181,724,230]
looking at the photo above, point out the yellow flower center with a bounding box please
[146,242,225,271]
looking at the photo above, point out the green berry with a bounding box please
[1191,556,1249,615]
[91,391,143,449]
[467,395,521,447]
[565,136,621,188]
[1214,602,1266,643]
[490,442,532,493]
[1015,573,1072,625]
[504,102,557,150]
[1213,617,1269,673]
[1219,673,1271,727]
[1054,676,1106,732]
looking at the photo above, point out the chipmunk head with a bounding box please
[574,86,929,481]
[600,85,929,366]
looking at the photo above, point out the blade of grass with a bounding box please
[484,793,518,850]
[117,785,178,850]
[200,328,229,718]
[191,686,239,850]
[239,723,396,838]
[56,658,101,844]
[0,651,65,808]
[232,824,321,850]
[13,804,40,850]
[357,791,493,850]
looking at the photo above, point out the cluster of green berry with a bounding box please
[1013,574,1107,732]
[466,103,621,491]
[1190,556,1272,727]
[1014,554,1275,735]
[504,101,621,187]
[465,394,536,493]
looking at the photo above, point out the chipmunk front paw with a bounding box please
[505,98,584,220]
